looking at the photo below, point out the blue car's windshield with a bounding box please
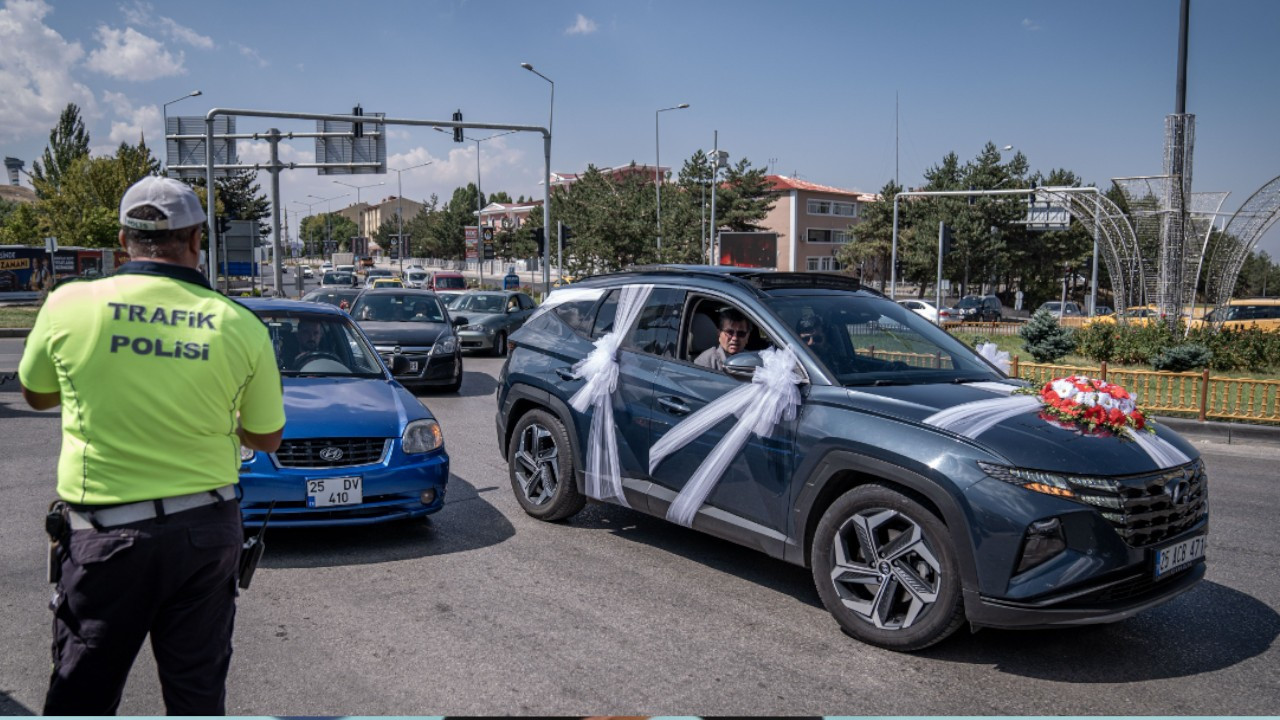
[765,294,1004,386]
[254,311,384,377]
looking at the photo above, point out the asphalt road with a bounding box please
[1,342,1277,715]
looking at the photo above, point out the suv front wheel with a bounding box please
[811,485,965,651]
[507,409,585,522]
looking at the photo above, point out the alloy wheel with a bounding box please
[514,422,560,506]
[829,508,942,630]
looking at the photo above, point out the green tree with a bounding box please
[31,103,90,199]
[837,179,900,290]
[37,139,161,247]
[0,200,42,245]
[552,165,655,275]
[300,212,358,252]
[714,157,774,232]
[184,170,271,235]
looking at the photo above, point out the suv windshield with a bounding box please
[254,311,383,377]
[956,296,981,309]
[765,295,1002,386]
[452,293,506,313]
[350,293,446,323]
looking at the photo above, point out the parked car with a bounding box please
[1036,301,1084,317]
[496,267,1206,650]
[320,271,358,289]
[320,261,334,272]
[945,294,1003,322]
[427,271,468,300]
[349,289,464,392]
[1093,305,1114,317]
[301,287,362,310]
[1087,305,1163,327]
[897,298,939,323]
[449,290,537,356]
[235,299,450,528]
[301,265,314,278]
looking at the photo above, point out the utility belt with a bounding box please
[44,485,237,584]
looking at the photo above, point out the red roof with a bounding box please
[766,175,875,200]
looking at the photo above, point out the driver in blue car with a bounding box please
[292,319,326,368]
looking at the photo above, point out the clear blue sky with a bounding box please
[3,0,1278,255]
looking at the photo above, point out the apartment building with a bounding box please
[336,196,426,250]
[758,175,877,272]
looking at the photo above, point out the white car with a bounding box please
[301,266,314,278]
[898,299,940,323]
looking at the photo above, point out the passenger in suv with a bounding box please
[495,267,1207,651]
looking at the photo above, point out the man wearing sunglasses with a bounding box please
[695,307,753,371]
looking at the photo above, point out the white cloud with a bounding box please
[233,41,269,68]
[100,91,160,147]
[119,1,213,49]
[564,13,597,35]
[0,0,98,142]
[1022,18,1041,31]
[86,25,185,80]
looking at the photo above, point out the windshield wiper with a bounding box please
[950,376,994,384]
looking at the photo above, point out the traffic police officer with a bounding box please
[19,176,286,715]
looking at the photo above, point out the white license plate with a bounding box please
[306,476,363,508]
[408,361,419,372]
[1154,534,1206,579]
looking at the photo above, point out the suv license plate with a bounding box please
[1154,534,1206,580]
[307,476,363,508]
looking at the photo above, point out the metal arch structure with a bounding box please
[1035,187,1146,311]
[1203,174,1280,318]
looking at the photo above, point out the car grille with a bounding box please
[274,438,390,468]
[1075,460,1207,547]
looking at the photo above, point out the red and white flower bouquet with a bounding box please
[1031,375,1152,437]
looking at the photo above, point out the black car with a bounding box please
[350,289,464,392]
[301,287,362,310]
[495,267,1206,650]
[946,294,1003,322]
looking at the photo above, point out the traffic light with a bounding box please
[559,223,574,245]
[452,110,463,143]
[941,224,955,256]
[352,104,364,138]
[533,227,546,257]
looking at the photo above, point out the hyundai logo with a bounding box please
[319,446,345,462]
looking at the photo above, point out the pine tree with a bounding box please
[31,103,91,199]
[1019,310,1076,363]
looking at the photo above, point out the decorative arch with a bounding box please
[1203,174,1280,317]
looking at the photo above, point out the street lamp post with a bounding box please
[655,103,690,259]
[521,63,554,287]
[435,127,517,288]
[291,200,322,259]
[332,180,384,243]
[161,90,202,175]
[308,193,348,259]
[387,161,434,275]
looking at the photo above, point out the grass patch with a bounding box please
[0,305,39,328]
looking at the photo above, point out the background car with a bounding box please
[1196,298,1280,331]
[301,265,314,278]
[369,277,405,289]
[301,287,362,310]
[320,271,358,288]
[427,271,468,301]
[350,289,464,392]
[897,298,939,323]
[497,267,1205,651]
[946,294,1003,322]
[449,290,537,356]
[405,270,429,288]
[234,299,450,528]
[1036,301,1084,317]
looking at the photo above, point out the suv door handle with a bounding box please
[554,368,578,381]
[657,396,691,416]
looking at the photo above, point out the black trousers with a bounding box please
[44,498,243,716]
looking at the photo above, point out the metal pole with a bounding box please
[397,171,404,277]
[557,221,563,282]
[709,130,718,265]
[1175,0,1190,114]
[476,138,484,289]
[700,180,706,262]
[543,133,551,295]
[268,129,284,296]
[936,221,944,326]
[890,194,900,299]
[204,117,218,290]
[655,110,662,258]
[1090,196,1100,316]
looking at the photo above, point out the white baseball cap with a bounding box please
[119,176,207,231]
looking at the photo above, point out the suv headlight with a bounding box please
[433,335,458,354]
[403,419,443,453]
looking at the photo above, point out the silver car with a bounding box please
[450,291,537,356]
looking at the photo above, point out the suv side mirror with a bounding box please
[724,351,763,380]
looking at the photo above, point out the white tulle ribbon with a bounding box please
[649,346,804,527]
[568,284,653,507]
[924,384,1190,469]
[976,342,1011,375]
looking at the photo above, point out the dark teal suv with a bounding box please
[495,268,1207,650]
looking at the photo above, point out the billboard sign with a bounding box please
[718,232,778,269]
[464,226,479,260]
[1023,191,1072,231]
[166,116,237,179]
[314,112,387,176]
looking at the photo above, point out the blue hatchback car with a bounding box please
[236,299,449,528]
[495,268,1207,651]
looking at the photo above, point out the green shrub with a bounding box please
[1151,343,1212,372]
[1075,322,1119,363]
[1111,321,1177,365]
[1019,310,1076,363]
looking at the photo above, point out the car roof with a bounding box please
[357,288,441,296]
[571,267,884,299]
[237,298,349,316]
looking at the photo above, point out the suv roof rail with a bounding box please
[578,266,883,297]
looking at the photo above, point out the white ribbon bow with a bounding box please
[649,346,804,527]
[568,284,653,507]
[976,342,1011,375]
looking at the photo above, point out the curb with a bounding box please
[1156,416,1280,446]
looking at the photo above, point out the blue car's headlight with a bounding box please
[403,419,443,453]
[240,445,255,462]
[433,335,458,354]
